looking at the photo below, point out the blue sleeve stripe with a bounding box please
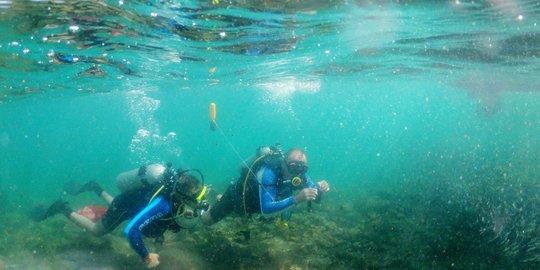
[258,168,295,217]
[123,196,163,237]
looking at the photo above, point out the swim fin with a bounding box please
[32,199,72,221]
[29,205,48,222]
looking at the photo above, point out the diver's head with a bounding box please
[171,172,209,228]
[173,173,206,208]
[284,148,308,175]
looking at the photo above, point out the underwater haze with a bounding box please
[1,0,540,269]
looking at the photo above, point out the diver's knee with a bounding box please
[89,222,107,236]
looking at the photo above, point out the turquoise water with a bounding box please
[1,0,540,269]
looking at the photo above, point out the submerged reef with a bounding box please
[1,157,539,269]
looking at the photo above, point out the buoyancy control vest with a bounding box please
[239,144,284,182]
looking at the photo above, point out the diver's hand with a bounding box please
[317,180,330,193]
[294,188,318,204]
[145,253,160,268]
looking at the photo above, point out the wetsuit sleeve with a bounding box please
[123,196,170,259]
[259,168,295,217]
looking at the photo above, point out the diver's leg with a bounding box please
[37,199,106,236]
[99,190,114,205]
[65,180,113,205]
[69,192,130,236]
[68,212,106,236]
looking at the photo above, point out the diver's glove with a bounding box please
[145,253,160,269]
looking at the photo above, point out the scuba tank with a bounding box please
[240,144,284,180]
[240,144,284,216]
[116,163,166,193]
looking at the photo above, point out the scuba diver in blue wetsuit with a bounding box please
[201,146,330,231]
[34,164,209,269]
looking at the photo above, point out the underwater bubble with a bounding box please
[137,129,150,137]
[69,25,79,32]
[258,76,320,101]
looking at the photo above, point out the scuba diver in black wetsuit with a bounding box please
[201,145,330,232]
[33,164,209,269]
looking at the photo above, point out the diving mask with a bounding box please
[287,161,308,175]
